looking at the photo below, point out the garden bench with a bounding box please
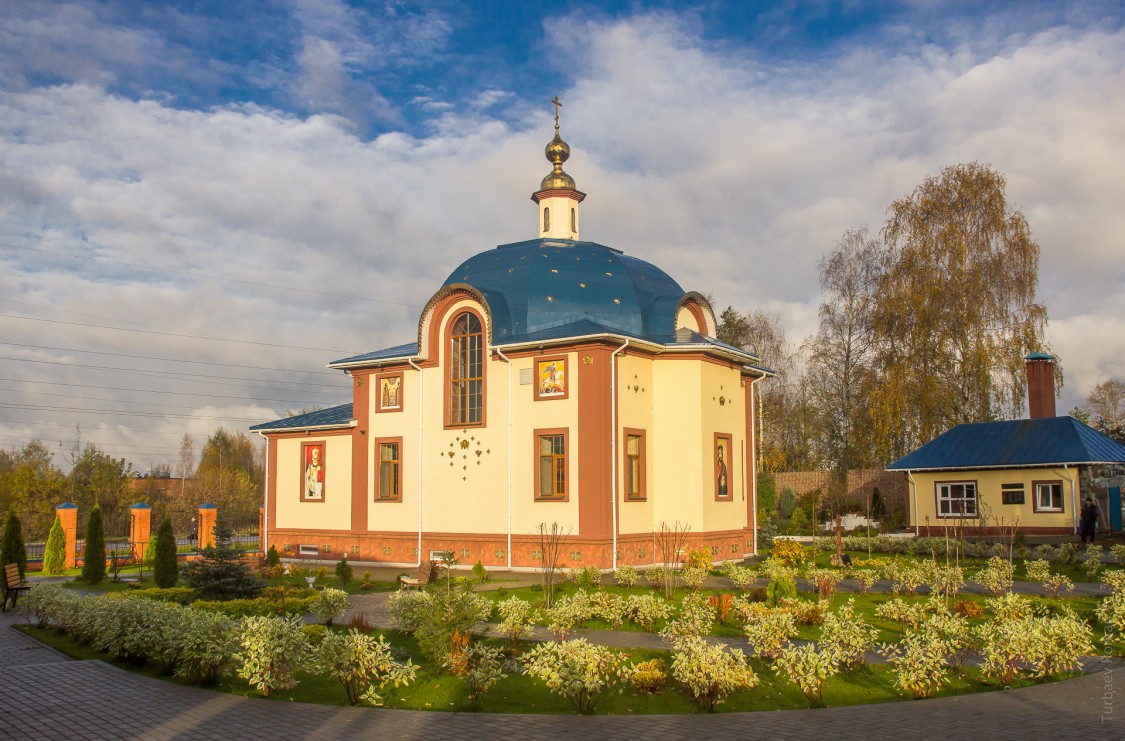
[399,561,437,590]
[3,563,30,613]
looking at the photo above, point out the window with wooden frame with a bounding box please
[535,428,568,501]
[374,438,402,501]
[447,311,484,426]
[936,481,977,518]
[1033,480,1064,513]
[1001,483,1025,505]
[623,428,646,501]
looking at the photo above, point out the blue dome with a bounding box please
[441,239,687,343]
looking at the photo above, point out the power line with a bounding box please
[0,341,340,376]
[0,386,326,414]
[0,313,354,354]
[0,355,346,391]
[0,402,266,423]
[0,419,255,437]
[0,378,335,406]
[3,243,424,309]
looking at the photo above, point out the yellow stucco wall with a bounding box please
[274,434,353,531]
[618,353,655,534]
[908,467,1078,530]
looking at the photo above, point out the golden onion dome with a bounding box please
[540,132,576,190]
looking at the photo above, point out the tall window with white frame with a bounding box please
[936,481,977,517]
[537,432,567,500]
[449,312,483,426]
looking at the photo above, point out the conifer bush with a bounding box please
[1,510,27,580]
[266,544,281,567]
[182,515,264,600]
[153,517,179,588]
[42,516,67,575]
[335,555,353,586]
[81,504,106,584]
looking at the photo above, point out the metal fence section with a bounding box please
[76,507,134,560]
[224,509,262,552]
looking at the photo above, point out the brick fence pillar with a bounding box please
[197,504,217,550]
[130,503,152,561]
[56,502,78,569]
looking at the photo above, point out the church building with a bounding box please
[251,109,771,569]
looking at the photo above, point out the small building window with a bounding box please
[543,207,550,232]
[936,481,977,518]
[1033,481,1064,512]
[624,430,645,500]
[448,311,483,426]
[535,429,568,500]
[570,207,576,232]
[375,439,402,501]
[1001,483,1025,505]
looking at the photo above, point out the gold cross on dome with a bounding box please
[551,96,562,131]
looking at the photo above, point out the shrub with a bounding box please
[1044,573,1074,598]
[543,590,594,640]
[116,587,197,605]
[316,629,417,706]
[973,607,1092,683]
[316,566,329,583]
[770,539,807,568]
[497,596,536,644]
[686,548,712,570]
[765,575,796,607]
[266,544,281,567]
[236,615,310,695]
[1025,559,1051,586]
[387,590,433,632]
[740,604,798,659]
[987,593,1032,620]
[624,593,672,630]
[774,641,839,706]
[302,624,328,646]
[1102,570,1125,595]
[402,585,491,664]
[590,590,628,628]
[974,557,1015,596]
[575,565,602,590]
[445,641,505,708]
[1111,544,1125,564]
[788,508,809,534]
[1033,544,1056,561]
[81,504,106,584]
[880,622,952,698]
[952,600,984,618]
[311,587,351,625]
[172,609,237,685]
[660,592,715,641]
[153,517,179,588]
[1056,542,1078,565]
[725,565,757,590]
[881,559,927,596]
[1096,591,1125,642]
[335,556,354,586]
[192,595,317,618]
[471,560,488,583]
[624,657,667,693]
[821,600,878,666]
[1083,548,1103,578]
[851,569,878,594]
[522,639,625,713]
[787,599,829,626]
[42,516,67,576]
[644,566,668,589]
[671,635,758,712]
[928,564,964,601]
[875,598,929,630]
[347,614,374,634]
[807,569,843,600]
[1,510,27,580]
[359,571,375,590]
[778,487,797,519]
[680,566,709,590]
[613,564,639,587]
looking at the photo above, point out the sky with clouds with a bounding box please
[1,0,1122,473]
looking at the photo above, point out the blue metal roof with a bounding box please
[887,416,1125,471]
[250,403,354,432]
[331,342,417,367]
[441,239,686,343]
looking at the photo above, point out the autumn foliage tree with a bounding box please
[869,162,1053,461]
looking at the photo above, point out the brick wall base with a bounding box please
[269,528,757,570]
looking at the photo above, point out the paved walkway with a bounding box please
[2,576,1124,740]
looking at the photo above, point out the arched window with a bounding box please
[570,207,576,233]
[448,312,483,425]
[543,207,550,232]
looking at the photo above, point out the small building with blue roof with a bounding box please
[251,110,772,569]
[888,354,1125,535]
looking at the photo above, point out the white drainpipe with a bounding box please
[408,358,424,566]
[907,470,919,537]
[610,339,630,571]
[748,375,761,556]
[493,347,513,570]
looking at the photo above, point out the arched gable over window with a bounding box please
[447,311,484,427]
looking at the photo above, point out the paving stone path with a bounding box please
[2,576,1124,740]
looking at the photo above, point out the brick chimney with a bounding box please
[1025,352,1056,419]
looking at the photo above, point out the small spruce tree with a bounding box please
[153,516,179,588]
[2,510,28,580]
[335,554,353,586]
[43,516,67,575]
[182,514,264,600]
[81,504,106,584]
[266,544,281,567]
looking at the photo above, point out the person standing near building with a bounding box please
[1080,497,1100,544]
